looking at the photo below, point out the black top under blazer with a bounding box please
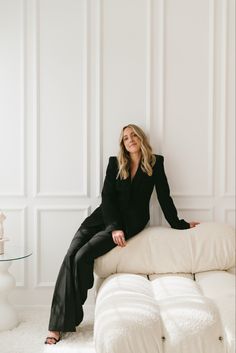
[81,155,190,238]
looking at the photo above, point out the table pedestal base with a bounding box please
[0,261,18,331]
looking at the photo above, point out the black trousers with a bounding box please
[48,224,117,332]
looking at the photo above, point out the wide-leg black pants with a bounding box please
[48,224,117,332]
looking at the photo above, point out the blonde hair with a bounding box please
[117,124,156,179]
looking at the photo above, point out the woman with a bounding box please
[45,124,199,344]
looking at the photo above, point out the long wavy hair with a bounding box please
[117,124,156,179]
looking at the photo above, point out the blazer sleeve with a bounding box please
[154,155,190,229]
[101,157,123,232]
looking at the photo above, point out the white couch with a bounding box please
[93,222,235,353]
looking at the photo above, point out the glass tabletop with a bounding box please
[0,245,32,262]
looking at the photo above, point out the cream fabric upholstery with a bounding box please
[94,274,163,353]
[94,222,235,277]
[94,273,225,353]
[149,273,194,280]
[94,273,148,297]
[227,266,236,275]
[94,222,235,353]
[195,271,235,353]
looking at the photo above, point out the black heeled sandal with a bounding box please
[44,334,61,345]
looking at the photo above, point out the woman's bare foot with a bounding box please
[44,331,61,345]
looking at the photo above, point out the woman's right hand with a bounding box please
[112,230,126,247]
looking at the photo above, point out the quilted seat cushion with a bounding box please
[94,222,235,277]
[94,273,225,353]
[195,271,235,353]
[94,274,163,353]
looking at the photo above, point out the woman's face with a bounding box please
[122,127,141,154]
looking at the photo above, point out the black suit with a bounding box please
[48,155,189,332]
[82,154,189,236]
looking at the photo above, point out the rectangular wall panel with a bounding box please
[0,0,24,195]
[37,0,87,196]
[102,0,148,161]
[164,0,213,196]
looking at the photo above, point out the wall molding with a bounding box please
[206,0,215,198]
[219,0,234,197]
[156,0,165,154]
[95,0,102,198]
[149,0,165,223]
[219,0,227,197]
[145,0,152,134]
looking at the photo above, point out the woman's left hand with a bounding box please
[189,221,200,228]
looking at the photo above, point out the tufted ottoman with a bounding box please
[93,222,235,353]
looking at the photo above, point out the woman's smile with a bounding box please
[123,127,141,153]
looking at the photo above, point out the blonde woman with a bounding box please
[45,124,199,344]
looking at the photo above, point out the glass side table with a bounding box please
[0,246,32,331]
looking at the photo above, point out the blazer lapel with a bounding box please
[130,163,144,188]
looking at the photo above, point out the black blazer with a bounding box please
[81,155,190,237]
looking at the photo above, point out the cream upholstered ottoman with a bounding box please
[93,222,235,353]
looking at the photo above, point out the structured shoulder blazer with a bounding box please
[81,155,190,237]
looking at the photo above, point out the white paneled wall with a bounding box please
[164,0,213,197]
[36,0,88,197]
[0,0,25,196]
[0,0,235,307]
